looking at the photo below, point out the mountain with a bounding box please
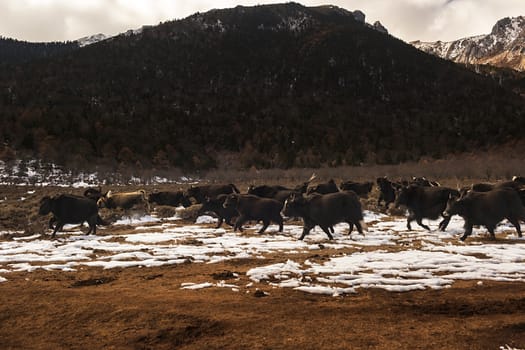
[412,16,525,72]
[0,3,524,170]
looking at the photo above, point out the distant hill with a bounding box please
[1,3,524,170]
[0,26,149,65]
[412,16,525,72]
[0,37,78,64]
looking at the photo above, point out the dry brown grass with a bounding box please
[199,154,525,191]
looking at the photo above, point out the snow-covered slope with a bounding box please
[412,16,525,71]
[75,26,147,47]
[76,33,109,47]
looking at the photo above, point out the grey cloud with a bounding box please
[320,0,525,42]
[0,0,170,41]
[1,0,525,42]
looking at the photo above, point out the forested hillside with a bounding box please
[1,3,524,170]
[0,37,78,64]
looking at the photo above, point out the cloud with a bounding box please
[356,0,525,42]
[1,0,525,42]
[319,0,525,42]
[0,0,172,41]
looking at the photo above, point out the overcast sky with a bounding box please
[2,0,525,43]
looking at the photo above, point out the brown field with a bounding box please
[0,170,524,349]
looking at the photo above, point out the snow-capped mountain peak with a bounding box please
[411,16,525,71]
[75,26,147,47]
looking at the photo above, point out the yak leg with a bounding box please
[347,222,354,234]
[226,217,236,227]
[299,222,315,240]
[48,216,57,229]
[507,218,523,238]
[258,220,270,234]
[87,215,97,235]
[486,225,497,240]
[460,223,473,241]
[320,225,334,240]
[216,217,224,229]
[438,215,451,231]
[234,216,246,232]
[415,216,431,231]
[88,213,98,235]
[86,222,93,235]
[354,221,365,236]
[277,216,283,232]
[299,228,310,240]
[51,222,64,238]
[86,224,93,235]
[406,213,415,231]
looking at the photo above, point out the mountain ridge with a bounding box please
[412,16,525,71]
[0,3,523,170]
[1,3,387,56]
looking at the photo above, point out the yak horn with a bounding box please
[307,173,317,183]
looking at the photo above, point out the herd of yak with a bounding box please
[38,175,525,242]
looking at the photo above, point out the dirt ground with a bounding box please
[0,184,524,349]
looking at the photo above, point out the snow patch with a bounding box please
[1,210,524,296]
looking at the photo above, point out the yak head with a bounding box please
[223,194,239,209]
[443,192,463,217]
[393,186,409,208]
[282,193,307,218]
[38,196,53,215]
[96,191,112,208]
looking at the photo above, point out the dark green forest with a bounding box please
[1,3,524,170]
